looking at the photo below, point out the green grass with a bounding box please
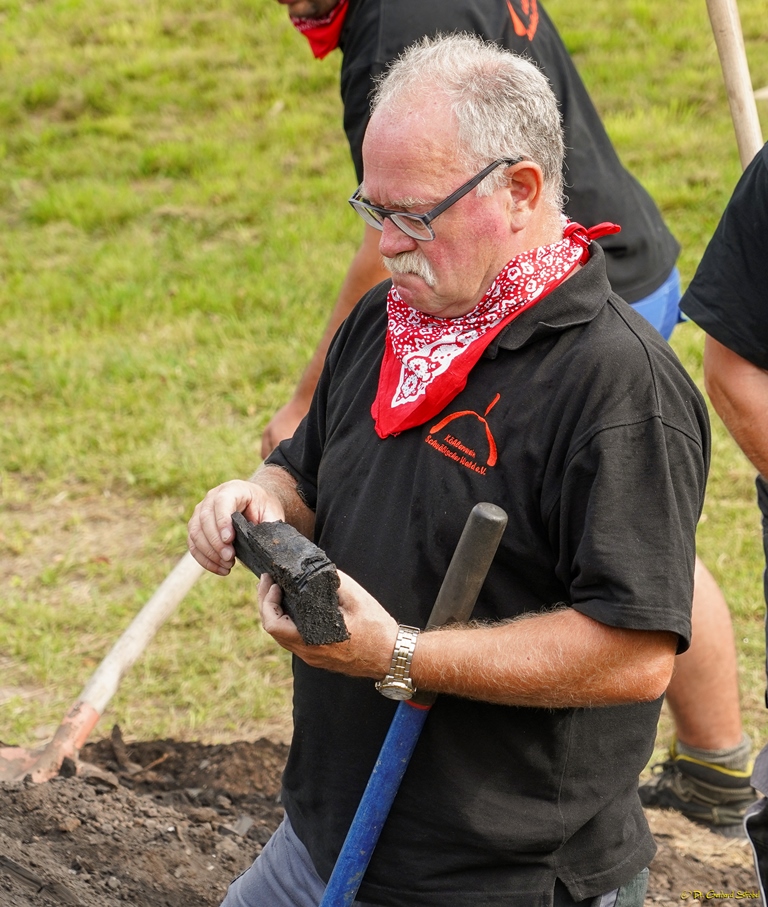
[0,0,767,755]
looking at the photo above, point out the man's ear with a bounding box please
[505,162,544,228]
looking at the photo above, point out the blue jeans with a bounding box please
[630,267,682,341]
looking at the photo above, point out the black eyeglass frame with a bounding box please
[348,157,523,241]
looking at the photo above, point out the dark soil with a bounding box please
[0,729,760,906]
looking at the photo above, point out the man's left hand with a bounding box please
[258,571,398,678]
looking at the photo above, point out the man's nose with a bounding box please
[378,217,419,258]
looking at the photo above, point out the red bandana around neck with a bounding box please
[290,0,349,59]
[371,221,620,439]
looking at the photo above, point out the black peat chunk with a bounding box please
[231,513,348,646]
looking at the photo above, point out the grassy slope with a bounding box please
[0,0,766,751]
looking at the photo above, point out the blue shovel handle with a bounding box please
[320,700,431,906]
[319,502,508,907]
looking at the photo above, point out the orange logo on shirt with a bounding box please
[506,0,539,41]
[424,394,501,474]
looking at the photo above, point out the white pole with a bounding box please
[79,551,206,714]
[706,0,763,168]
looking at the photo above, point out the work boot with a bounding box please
[639,740,756,837]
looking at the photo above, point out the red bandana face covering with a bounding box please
[290,0,349,59]
[371,221,620,439]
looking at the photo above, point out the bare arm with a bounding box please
[410,609,678,707]
[259,576,678,707]
[703,334,768,476]
[187,464,315,575]
[260,225,389,458]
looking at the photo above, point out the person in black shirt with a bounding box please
[659,144,768,831]
[191,34,709,906]
[266,0,755,836]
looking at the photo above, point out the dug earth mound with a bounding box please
[0,731,759,906]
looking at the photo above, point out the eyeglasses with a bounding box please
[348,157,523,242]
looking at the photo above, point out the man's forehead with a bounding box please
[362,104,462,200]
[366,94,455,143]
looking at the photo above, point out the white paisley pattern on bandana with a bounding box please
[388,229,586,406]
[371,220,620,439]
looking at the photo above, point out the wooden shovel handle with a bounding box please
[705,0,763,168]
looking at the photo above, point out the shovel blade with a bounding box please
[0,701,99,783]
[0,744,42,781]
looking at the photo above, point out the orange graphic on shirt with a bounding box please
[428,393,501,470]
[506,0,539,41]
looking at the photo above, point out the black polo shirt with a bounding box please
[267,243,709,906]
[337,0,680,303]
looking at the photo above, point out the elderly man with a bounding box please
[269,0,754,836]
[189,35,709,907]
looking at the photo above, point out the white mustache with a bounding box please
[382,252,437,288]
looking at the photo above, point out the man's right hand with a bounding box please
[187,480,286,576]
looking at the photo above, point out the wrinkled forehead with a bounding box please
[361,99,464,202]
[366,88,457,147]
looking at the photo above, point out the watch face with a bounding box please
[376,680,414,701]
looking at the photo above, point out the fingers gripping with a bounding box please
[187,480,262,575]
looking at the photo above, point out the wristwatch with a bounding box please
[375,625,421,700]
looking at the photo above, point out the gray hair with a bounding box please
[370,33,565,209]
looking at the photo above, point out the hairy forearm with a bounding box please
[249,464,316,538]
[704,335,768,477]
[409,608,677,707]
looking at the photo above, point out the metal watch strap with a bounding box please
[375,625,420,699]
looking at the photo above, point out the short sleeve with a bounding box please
[558,417,708,651]
[681,143,768,369]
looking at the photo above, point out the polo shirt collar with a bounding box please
[486,242,613,357]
